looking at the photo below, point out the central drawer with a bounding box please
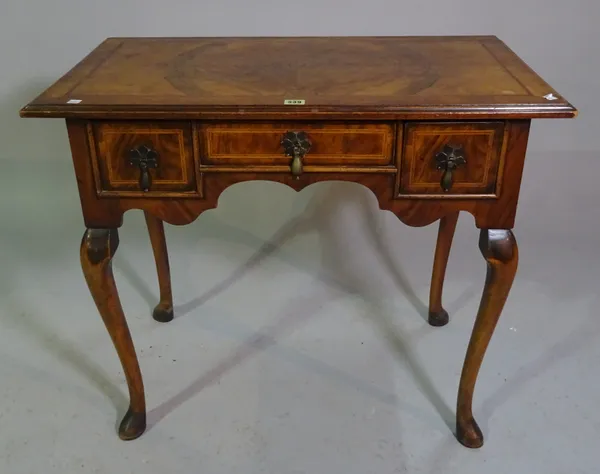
[199,122,395,166]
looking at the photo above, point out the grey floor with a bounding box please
[1,150,599,473]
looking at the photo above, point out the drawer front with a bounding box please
[399,122,506,197]
[91,122,198,196]
[200,122,395,166]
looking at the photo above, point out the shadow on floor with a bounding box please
[142,183,459,435]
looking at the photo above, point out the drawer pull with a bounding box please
[281,131,311,178]
[435,144,466,192]
[129,144,159,191]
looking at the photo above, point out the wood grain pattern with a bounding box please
[66,119,531,230]
[80,228,146,440]
[91,121,198,196]
[456,229,518,448]
[200,122,394,166]
[20,37,576,120]
[400,122,505,197]
[429,212,459,326]
[21,36,577,446]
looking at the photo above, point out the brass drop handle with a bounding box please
[281,131,311,178]
[435,144,466,192]
[129,144,159,192]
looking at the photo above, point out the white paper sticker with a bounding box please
[543,93,558,101]
[284,99,305,105]
[67,99,82,104]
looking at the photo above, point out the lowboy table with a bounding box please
[21,36,576,448]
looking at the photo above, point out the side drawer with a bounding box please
[90,121,199,196]
[398,122,506,197]
[199,122,395,166]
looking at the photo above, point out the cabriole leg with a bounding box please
[144,212,174,323]
[429,211,459,326]
[80,228,146,440]
[456,229,518,448]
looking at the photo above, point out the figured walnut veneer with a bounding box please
[21,36,576,449]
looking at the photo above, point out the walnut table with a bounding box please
[20,36,576,448]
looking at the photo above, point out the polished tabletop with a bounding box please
[21,36,575,119]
